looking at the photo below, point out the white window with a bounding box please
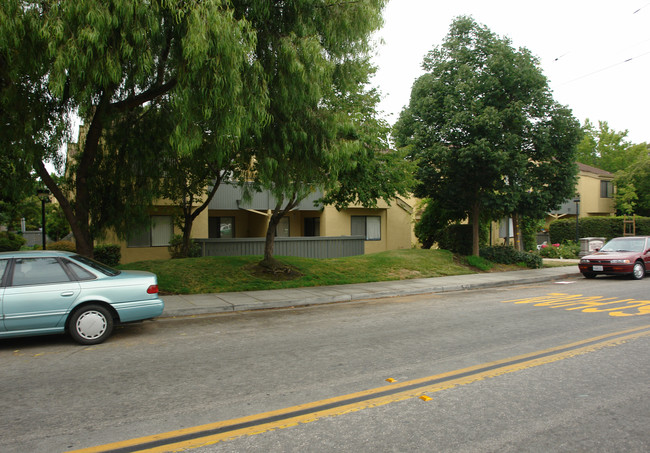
[151,216,173,246]
[351,216,381,241]
[209,217,235,239]
[600,180,614,198]
[128,216,173,247]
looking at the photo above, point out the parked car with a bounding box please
[0,250,164,344]
[578,236,650,280]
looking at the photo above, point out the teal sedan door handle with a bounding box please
[61,291,75,297]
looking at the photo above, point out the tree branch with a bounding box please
[110,78,177,113]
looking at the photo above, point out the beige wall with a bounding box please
[575,174,615,216]
[105,204,211,264]
[110,196,419,263]
[320,199,416,254]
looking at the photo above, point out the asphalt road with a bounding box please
[1,275,649,452]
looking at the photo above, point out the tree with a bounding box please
[614,152,650,216]
[230,0,390,268]
[319,85,416,211]
[575,120,647,173]
[157,99,261,258]
[506,103,581,250]
[575,119,650,216]
[394,16,580,256]
[2,0,266,257]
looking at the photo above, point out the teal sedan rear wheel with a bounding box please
[68,304,114,345]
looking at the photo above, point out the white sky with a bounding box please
[371,0,650,144]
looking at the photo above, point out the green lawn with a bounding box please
[120,248,482,295]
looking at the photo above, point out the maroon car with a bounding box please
[579,236,650,280]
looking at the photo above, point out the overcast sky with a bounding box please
[371,0,650,144]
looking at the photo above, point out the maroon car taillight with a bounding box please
[147,285,159,294]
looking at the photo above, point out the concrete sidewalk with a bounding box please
[159,262,581,318]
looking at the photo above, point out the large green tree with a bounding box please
[1,0,266,257]
[394,16,580,255]
[575,120,647,173]
[614,152,650,216]
[575,120,650,216]
[231,0,394,268]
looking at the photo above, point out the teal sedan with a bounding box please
[0,250,164,344]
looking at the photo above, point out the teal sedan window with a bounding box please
[64,260,97,281]
[12,258,72,286]
[0,259,8,285]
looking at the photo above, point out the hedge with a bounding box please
[93,244,121,267]
[480,245,543,269]
[0,232,26,251]
[549,216,650,243]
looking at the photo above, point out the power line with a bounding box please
[560,50,650,85]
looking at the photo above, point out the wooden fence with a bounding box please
[194,236,365,259]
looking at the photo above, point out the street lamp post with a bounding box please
[37,188,51,250]
[573,196,581,243]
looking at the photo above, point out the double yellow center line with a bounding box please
[70,324,650,453]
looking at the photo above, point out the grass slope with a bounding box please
[120,249,481,295]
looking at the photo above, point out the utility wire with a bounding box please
[560,50,650,85]
[552,5,650,83]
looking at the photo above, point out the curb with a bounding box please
[158,267,582,318]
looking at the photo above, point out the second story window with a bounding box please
[600,180,614,198]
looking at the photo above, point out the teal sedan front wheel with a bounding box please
[68,304,114,345]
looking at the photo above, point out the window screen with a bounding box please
[127,216,173,247]
[151,216,173,246]
[351,216,381,240]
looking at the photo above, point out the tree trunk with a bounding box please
[472,201,480,256]
[260,194,300,269]
[512,213,521,251]
[176,173,225,258]
[181,211,193,257]
[261,212,281,269]
[35,159,95,257]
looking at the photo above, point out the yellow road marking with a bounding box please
[68,324,650,453]
[503,292,650,317]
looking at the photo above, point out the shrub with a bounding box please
[538,241,579,259]
[0,232,26,251]
[94,244,121,267]
[466,255,493,271]
[538,243,561,258]
[480,245,542,269]
[168,235,202,258]
[437,223,488,256]
[47,240,76,252]
[558,241,580,259]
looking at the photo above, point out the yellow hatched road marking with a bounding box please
[503,292,650,317]
[68,324,650,453]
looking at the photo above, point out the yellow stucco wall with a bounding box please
[106,196,419,263]
[575,173,615,216]
[101,204,212,264]
[320,199,416,254]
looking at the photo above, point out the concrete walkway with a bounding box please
[159,261,582,318]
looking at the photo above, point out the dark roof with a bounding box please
[577,162,614,178]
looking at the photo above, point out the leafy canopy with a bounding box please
[394,16,580,255]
